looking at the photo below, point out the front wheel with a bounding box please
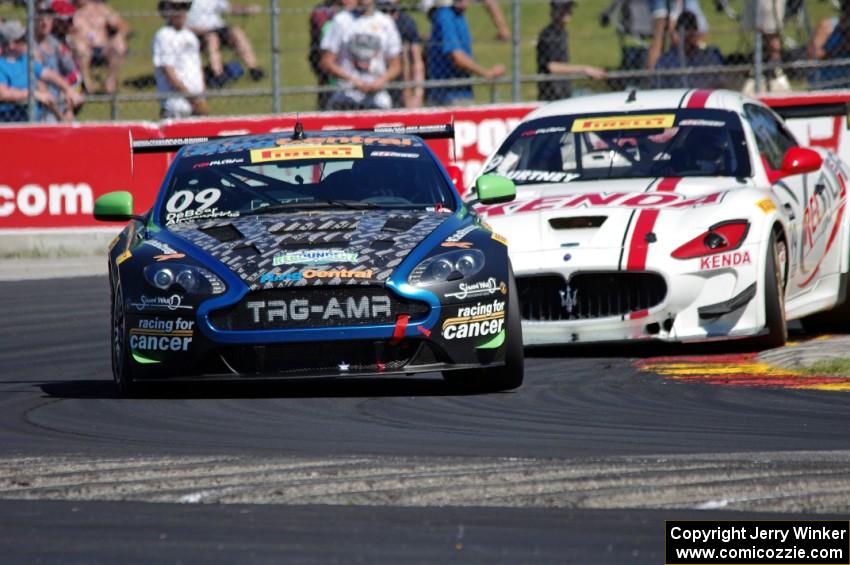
[111,283,140,397]
[752,229,787,350]
[442,269,524,392]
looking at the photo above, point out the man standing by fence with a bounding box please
[153,0,208,118]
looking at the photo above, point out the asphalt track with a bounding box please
[2,276,850,563]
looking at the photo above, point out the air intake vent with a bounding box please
[370,239,395,251]
[230,244,261,258]
[199,224,243,242]
[549,216,607,230]
[278,233,351,248]
[382,216,421,233]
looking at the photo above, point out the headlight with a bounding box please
[144,264,226,295]
[408,250,485,286]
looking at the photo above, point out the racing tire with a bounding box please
[752,228,788,350]
[442,268,524,392]
[111,282,141,397]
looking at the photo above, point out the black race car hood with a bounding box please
[167,211,452,289]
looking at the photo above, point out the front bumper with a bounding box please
[513,244,763,346]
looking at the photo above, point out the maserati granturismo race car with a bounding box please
[94,125,523,395]
[475,89,850,348]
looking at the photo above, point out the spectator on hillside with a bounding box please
[421,0,510,41]
[809,0,850,89]
[153,0,208,118]
[70,0,128,94]
[319,0,401,110]
[187,0,265,88]
[378,0,425,108]
[654,10,725,89]
[35,1,83,120]
[0,20,80,122]
[536,0,605,102]
[425,0,504,106]
[308,0,356,110]
[741,0,789,92]
[49,0,77,45]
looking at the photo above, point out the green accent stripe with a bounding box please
[132,351,161,365]
[476,330,505,350]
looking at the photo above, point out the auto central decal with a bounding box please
[442,300,506,340]
[250,144,364,163]
[477,191,727,217]
[259,268,374,283]
[571,114,675,132]
[444,277,507,300]
[273,249,358,266]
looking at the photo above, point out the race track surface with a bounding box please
[2,276,850,563]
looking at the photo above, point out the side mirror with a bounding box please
[94,191,135,222]
[781,147,822,177]
[445,165,465,196]
[476,174,516,205]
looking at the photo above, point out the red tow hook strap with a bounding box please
[390,314,410,345]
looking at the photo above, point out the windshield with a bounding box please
[484,109,751,185]
[160,142,455,226]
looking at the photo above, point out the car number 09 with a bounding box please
[166,188,221,214]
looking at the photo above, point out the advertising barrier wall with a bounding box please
[2,95,850,231]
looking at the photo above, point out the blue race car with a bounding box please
[95,124,523,395]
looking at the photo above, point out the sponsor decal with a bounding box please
[677,119,725,128]
[757,198,777,213]
[699,250,752,271]
[154,253,186,262]
[246,295,392,323]
[571,114,675,132]
[166,207,238,226]
[131,294,192,312]
[164,188,236,225]
[478,191,726,217]
[193,157,245,169]
[442,241,473,249]
[444,225,476,243]
[491,232,508,245]
[504,170,579,183]
[259,269,374,283]
[272,249,358,266]
[116,250,132,265]
[275,136,416,147]
[370,151,419,159]
[144,239,178,255]
[250,145,363,163]
[442,299,506,340]
[520,127,567,137]
[129,317,194,352]
[445,277,508,300]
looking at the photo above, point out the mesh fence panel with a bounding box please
[0,0,848,122]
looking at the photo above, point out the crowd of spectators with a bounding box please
[3,0,850,121]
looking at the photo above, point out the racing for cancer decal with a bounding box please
[442,299,506,340]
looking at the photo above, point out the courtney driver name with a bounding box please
[670,525,848,544]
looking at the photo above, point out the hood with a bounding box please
[478,177,748,253]
[167,210,451,289]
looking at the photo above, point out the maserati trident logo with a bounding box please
[560,284,578,314]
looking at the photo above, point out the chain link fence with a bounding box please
[0,0,848,123]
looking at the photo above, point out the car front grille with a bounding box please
[517,272,667,321]
[209,286,429,331]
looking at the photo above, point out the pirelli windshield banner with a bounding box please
[665,520,850,565]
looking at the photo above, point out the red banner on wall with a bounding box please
[2,94,850,230]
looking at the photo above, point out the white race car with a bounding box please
[473,89,850,347]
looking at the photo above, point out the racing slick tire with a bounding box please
[752,228,788,350]
[442,268,524,392]
[111,282,141,397]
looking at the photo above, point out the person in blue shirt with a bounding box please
[425,0,504,106]
[0,20,81,122]
[654,11,726,89]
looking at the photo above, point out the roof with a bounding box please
[181,130,425,158]
[525,89,756,121]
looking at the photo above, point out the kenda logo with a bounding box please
[0,183,93,217]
